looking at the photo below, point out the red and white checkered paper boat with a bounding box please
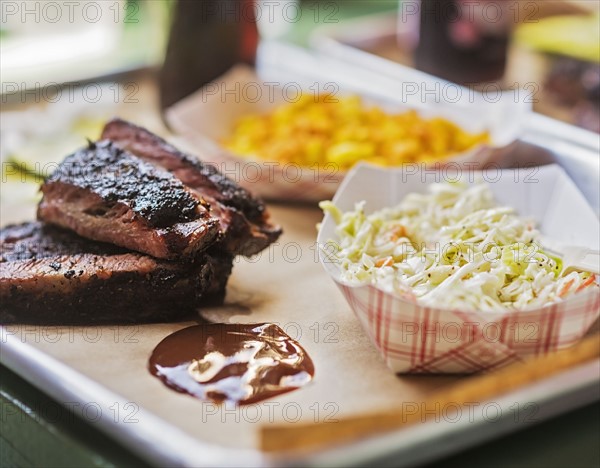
[166,65,524,202]
[318,164,600,374]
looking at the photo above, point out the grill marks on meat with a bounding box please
[101,118,282,256]
[0,223,233,324]
[38,141,220,260]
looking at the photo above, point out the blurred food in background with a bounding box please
[315,0,599,133]
[223,94,489,170]
[513,12,600,133]
[542,57,599,133]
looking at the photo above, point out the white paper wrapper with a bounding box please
[166,44,529,202]
[317,163,600,374]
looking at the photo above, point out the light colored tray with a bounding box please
[1,47,599,467]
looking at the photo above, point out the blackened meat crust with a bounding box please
[101,118,282,256]
[102,119,263,219]
[1,221,126,261]
[0,222,233,325]
[38,141,220,260]
[52,140,201,228]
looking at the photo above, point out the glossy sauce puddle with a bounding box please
[149,323,314,405]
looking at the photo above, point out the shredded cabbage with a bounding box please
[320,182,597,311]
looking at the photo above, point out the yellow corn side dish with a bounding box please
[222,94,490,170]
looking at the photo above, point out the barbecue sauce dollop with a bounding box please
[149,323,314,405]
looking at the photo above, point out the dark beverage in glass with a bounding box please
[159,0,258,111]
[414,0,509,84]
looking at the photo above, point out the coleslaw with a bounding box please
[320,182,597,311]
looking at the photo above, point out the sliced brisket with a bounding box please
[38,140,220,260]
[101,118,281,256]
[0,222,233,324]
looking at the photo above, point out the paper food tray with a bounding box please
[166,43,529,202]
[317,164,600,373]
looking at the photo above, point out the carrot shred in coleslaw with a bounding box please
[320,181,598,311]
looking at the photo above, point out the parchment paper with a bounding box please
[1,199,457,451]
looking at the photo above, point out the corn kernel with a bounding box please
[222,95,489,170]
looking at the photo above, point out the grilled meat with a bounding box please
[38,140,220,260]
[101,118,282,256]
[0,222,233,324]
[4,119,280,325]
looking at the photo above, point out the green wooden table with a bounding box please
[0,366,146,467]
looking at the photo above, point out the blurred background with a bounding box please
[1,0,598,211]
[1,0,598,128]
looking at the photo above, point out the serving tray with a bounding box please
[1,47,599,467]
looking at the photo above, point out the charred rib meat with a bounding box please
[0,222,232,324]
[38,140,221,260]
[101,118,281,256]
